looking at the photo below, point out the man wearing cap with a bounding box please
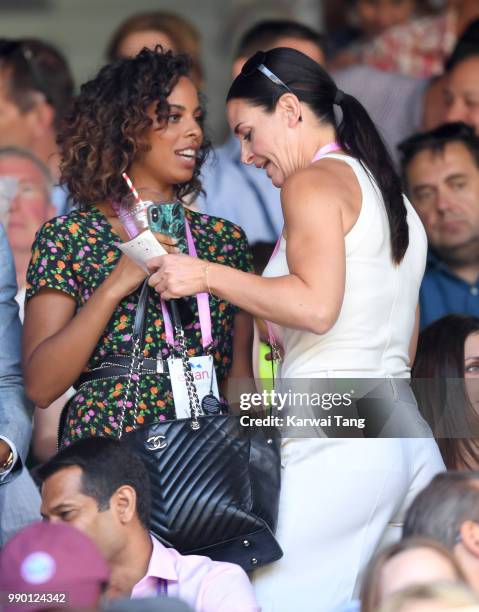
[38,437,259,612]
[0,521,109,611]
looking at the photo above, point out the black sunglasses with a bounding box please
[0,39,52,105]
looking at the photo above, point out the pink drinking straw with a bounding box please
[121,172,142,205]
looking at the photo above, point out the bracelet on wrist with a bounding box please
[204,263,213,298]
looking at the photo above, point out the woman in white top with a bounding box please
[148,48,445,611]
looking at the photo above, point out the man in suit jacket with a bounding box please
[0,222,40,545]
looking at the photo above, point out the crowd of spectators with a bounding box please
[1,4,479,612]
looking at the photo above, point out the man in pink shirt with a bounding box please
[38,437,259,612]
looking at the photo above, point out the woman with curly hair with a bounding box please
[22,48,253,446]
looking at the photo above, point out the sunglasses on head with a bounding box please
[240,51,294,94]
[0,39,52,105]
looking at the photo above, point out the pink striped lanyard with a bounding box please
[265,141,341,352]
[157,577,168,595]
[160,218,213,350]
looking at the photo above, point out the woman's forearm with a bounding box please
[209,264,334,335]
[24,280,124,407]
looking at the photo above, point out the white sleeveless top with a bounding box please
[262,153,427,379]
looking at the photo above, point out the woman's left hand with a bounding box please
[147,254,207,299]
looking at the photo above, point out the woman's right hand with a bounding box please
[105,254,147,301]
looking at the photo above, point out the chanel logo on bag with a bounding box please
[146,435,167,451]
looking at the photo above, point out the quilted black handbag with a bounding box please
[70,280,283,571]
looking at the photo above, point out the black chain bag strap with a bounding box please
[117,280,283,571]
[60,281,283,569]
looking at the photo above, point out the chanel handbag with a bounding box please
[70,280,283,571]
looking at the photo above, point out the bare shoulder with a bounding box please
[281,160,351,210]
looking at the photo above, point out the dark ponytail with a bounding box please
[335,92,408,263]
[227,47,408,264]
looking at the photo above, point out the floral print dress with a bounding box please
[26,207,253,446]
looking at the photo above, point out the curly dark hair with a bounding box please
[58,47,210,207]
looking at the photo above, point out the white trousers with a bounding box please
[252,436,445,612]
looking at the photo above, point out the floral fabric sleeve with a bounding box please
[232,224,254,274]
[228,223,254,313]
[25,216,79,303]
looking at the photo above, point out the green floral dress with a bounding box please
[26,207,253,446]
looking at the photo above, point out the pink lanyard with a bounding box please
[311,141,341,162]
[265,142,341,351]
[160,218,213,350]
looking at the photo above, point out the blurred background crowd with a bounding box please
[2,1,479,611]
